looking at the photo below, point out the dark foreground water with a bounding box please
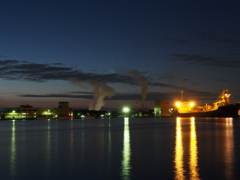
[1,117,240,180]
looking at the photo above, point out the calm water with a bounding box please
[1,117,240,180]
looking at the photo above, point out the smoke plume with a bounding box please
[88,81,115,110]
[69,78,115,110]
[127,70,148,102]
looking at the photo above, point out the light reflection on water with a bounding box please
[174,117,185,180]
[80,120,85,169]
[45,120,51,176]
[1,117,239,179]
[10,120,16,179]
[69,120,74,173]
[107,119,112,174]
[174,117,200,180]
[189,117,200,180]
[224,118,234,179]
[121,117,131,180]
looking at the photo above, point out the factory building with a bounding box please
[154,100,173,117]
[2,102,73,120]
[57,102,73,119]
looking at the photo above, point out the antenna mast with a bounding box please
[180,90,184,101]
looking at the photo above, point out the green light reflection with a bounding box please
[45,120,51,175]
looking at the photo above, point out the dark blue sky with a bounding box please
[1,0,240,109]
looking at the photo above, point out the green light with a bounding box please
[123,107,130,113]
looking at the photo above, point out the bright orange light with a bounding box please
[175,102,181,107]
[190,102,195,107]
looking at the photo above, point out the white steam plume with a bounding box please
[127,70,148,102]
[88,81,115,110]
[69,78,115,110]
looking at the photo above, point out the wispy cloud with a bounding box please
[0,55,8,58]
[0,59,131,83]
[19,89,217,103]
[0,59,176,88]
[19,92,140,101]
[163,37,190,45]
[196,32,240,47]
[172,53,240,68]
[19,92,94,99]
[133,35,190,47]
[0,59,206,100]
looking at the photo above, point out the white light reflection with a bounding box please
[69,119,74,172]
[189,117,200,180]
[106,119,112,174]
[81,120,85,167]
[10,120,16,178]
[108,119,111,153]
[224,118,234,179]
[121,117,131,180]
[174,117,185,180]
[45,119,51,175]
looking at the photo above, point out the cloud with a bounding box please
[133,35,190,47]
[19,89,217,104]
[19,92,138,102]
[150,81,180,89]
[0,55,8,58]
[0,60,74,82]
[0,59,205,95]
[172,53,240,68]
[0,59,19,65]
[163,37,190,45]
[19,92,94,99]
[196,32,240,47]
[19,91,164,102]
[0,59,132,83]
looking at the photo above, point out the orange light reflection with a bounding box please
[174,117,185,180]
[224,118,234,179]
[189,117,200,180]
[174,117,200,180]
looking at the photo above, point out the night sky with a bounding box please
[1,0,240,110]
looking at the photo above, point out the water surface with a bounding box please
[0,117,240,180]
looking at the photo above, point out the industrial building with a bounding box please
[154,100,173,117]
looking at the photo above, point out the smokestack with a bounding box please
[180,90,184,101]
[135,98,138,110]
